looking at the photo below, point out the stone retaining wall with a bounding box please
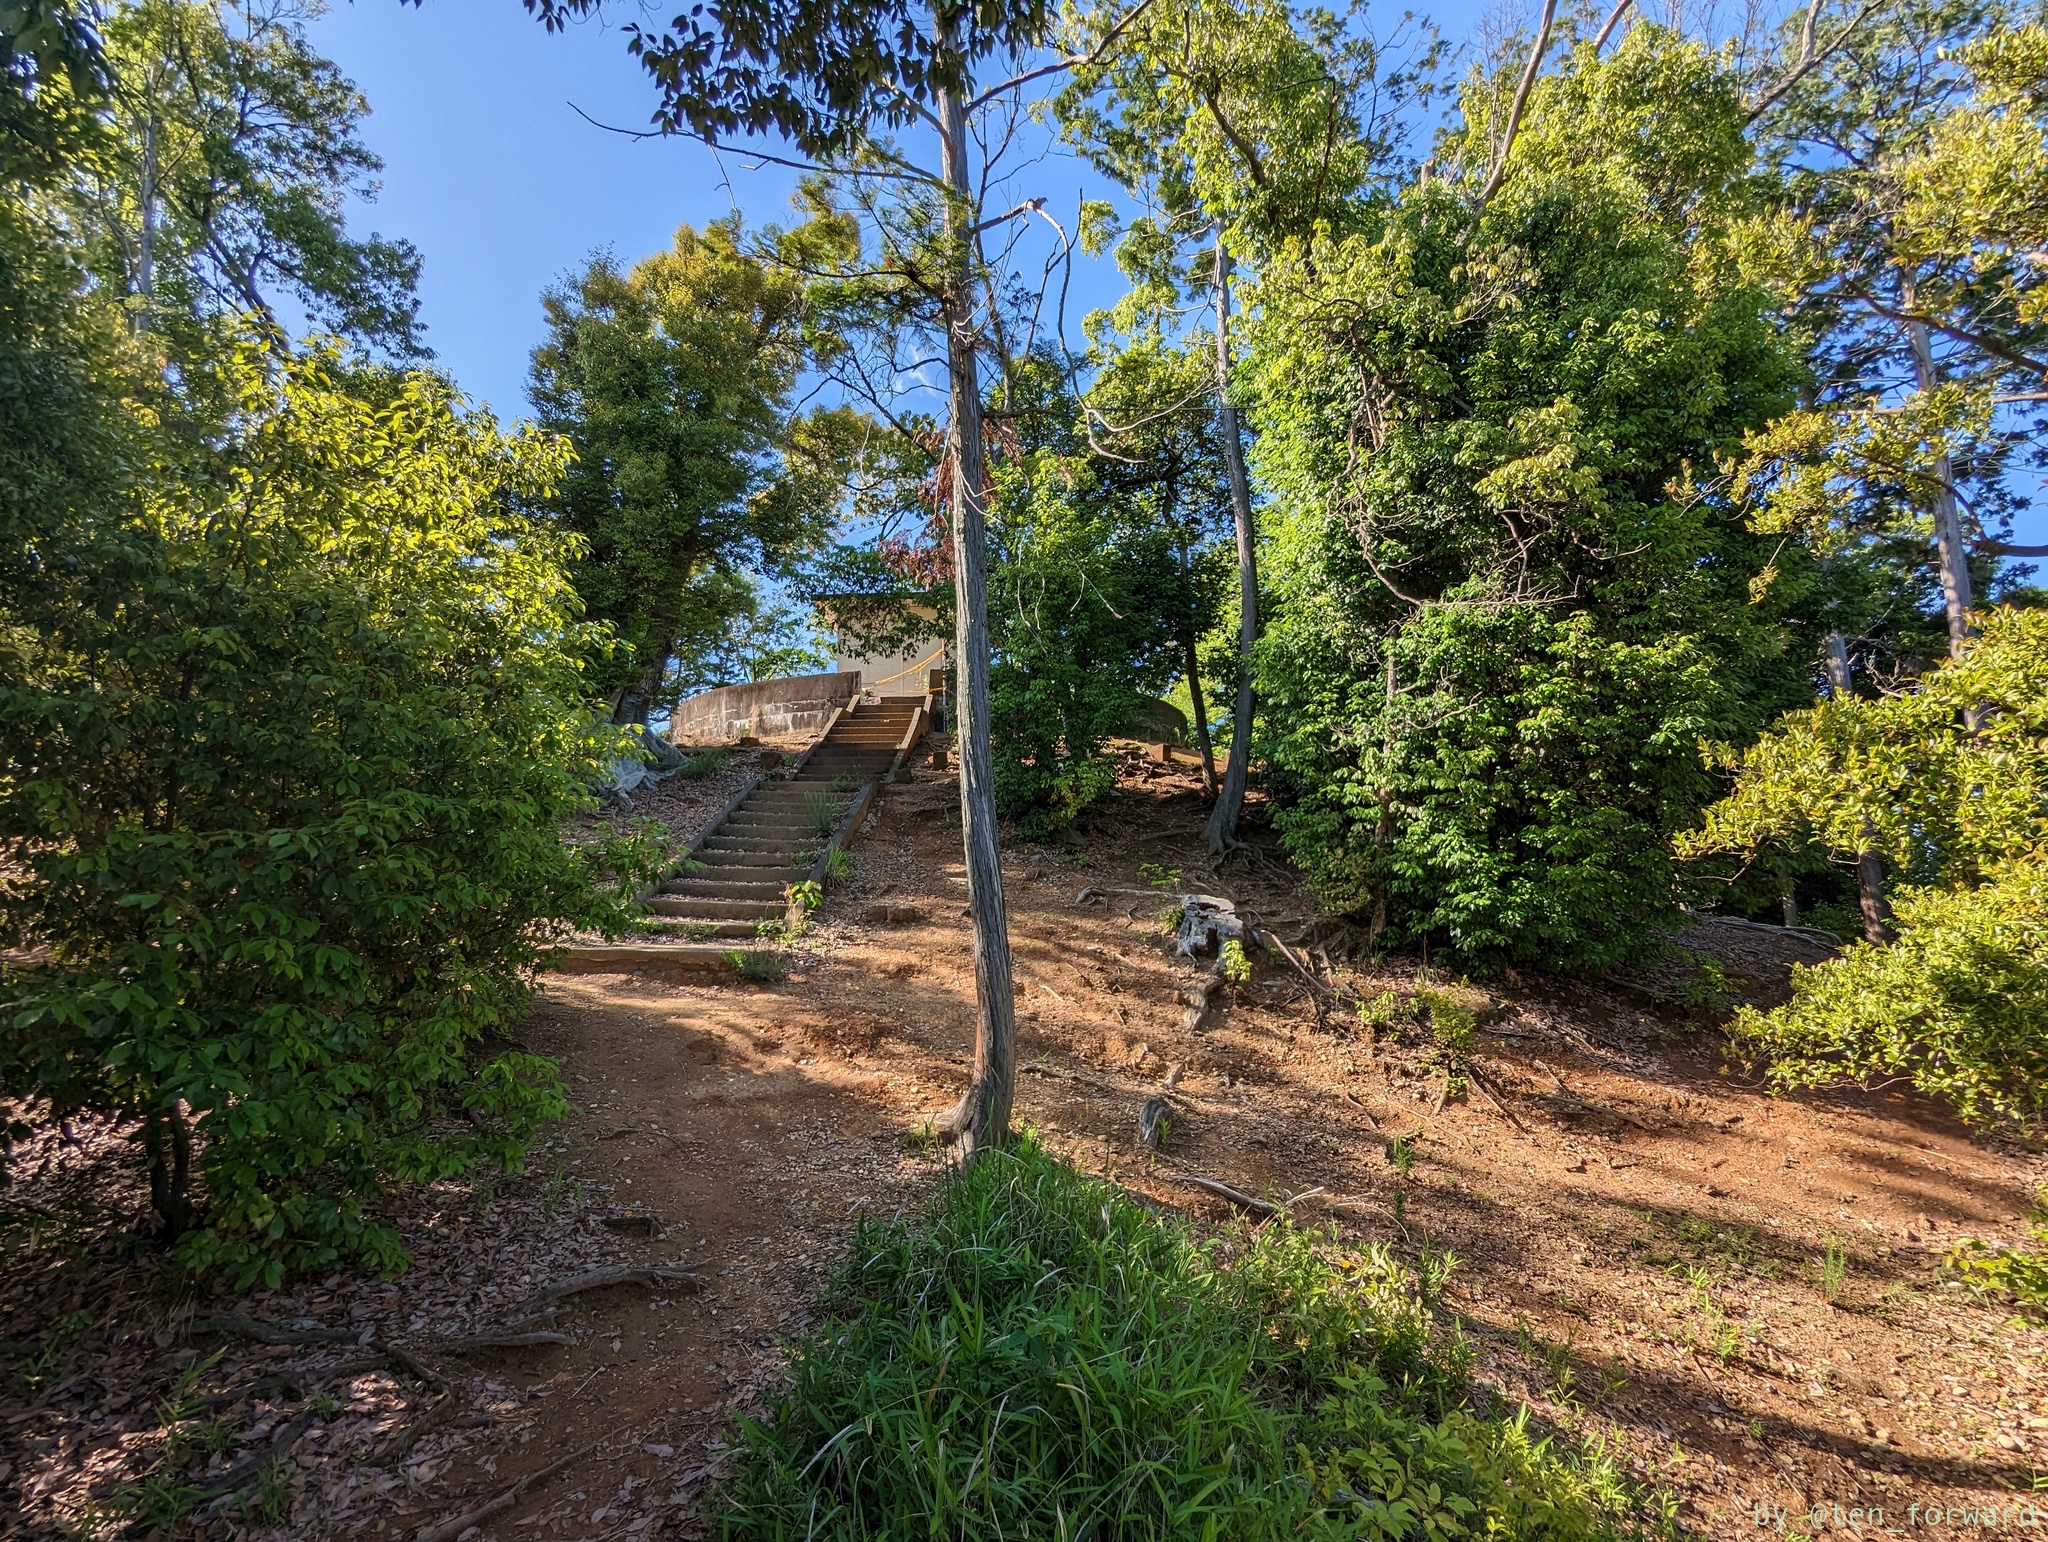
[666,671,863,744]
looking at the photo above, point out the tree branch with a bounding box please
[1475,0,1560,208]
[1592,0,1633,52]
[1842,289,2048,380]
[964,0,1159,116]
[1744,0,1879,126]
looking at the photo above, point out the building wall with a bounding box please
[832,638,947,697]
[666,671,864,745]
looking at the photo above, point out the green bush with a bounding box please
[0,343,655,1284]
[719,1138,1666,1539]
[1684,608,2048,1128]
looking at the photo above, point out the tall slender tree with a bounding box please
[526,0,1143,1155]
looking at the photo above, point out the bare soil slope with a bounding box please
[4,747,2042,1540]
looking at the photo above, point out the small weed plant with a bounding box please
[1219,937,1252,985]
[722,949,790,983]
[1388,1134,1419,1177]
[825,847,855,883]
[1819,1236,1849,1302]
[677,748,731,780]
[805,790,843,838]
[719,1139,1670,1539]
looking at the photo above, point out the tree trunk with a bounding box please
[143,1104,195,1240]
[1902,299,1973,658]
[1181,626,1217,796]
[1204,230,1259,854]
[932,64,1016,1160]
[1824,632,1892,944]
[610,651,668,726]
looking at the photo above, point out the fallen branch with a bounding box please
[1465,1066,1529,1134]
[193,1314,357,1347]
[414,1425,629,1542]
[433,1330,574,1351]
[194,1313,446,1389]
[1169,1172,1278,1216]
[1340,1091,1382,1131]
[502,1266,703,1325]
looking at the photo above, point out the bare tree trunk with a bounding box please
[143,1104,194,1239]
[1181,627,1217,796]
[137,114,157,329]
[1173,533,1217,795]
[1204,231,1259,854]
[1824,632,1891,944]
[933,67,1015,1160]
[1902,298,1973,658]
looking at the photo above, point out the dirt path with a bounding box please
[4,747,2042,1540]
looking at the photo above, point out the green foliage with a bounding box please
[1219,937,1252,984]
[823,846,855,883]
[1248,30,1808,972]
[722,949,790,983]
[1819,1236,1849,1303]
[1683,609,2048,1127]
[985,361,1222,835]
[1388,1135,1418,1178]
[1950,1189,2048,1309]
[0,340,654,1283]
[527,219,854,722]
[58,0,424,361]
[719,1137,1663,1539]
[785,878,824,913]
[804,789,843,838]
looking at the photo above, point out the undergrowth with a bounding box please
[719,1138,1673,1539]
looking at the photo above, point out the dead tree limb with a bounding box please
[1169,1172,1278,1216]
[413,1425,630,1542]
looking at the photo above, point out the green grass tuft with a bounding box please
[718,1138,1670,1539]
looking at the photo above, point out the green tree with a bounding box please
[525,0,1090,1156]
[1741,0,2048,666]
[0,341,652,1282]
[1678,606,2048,1128]
[983,356,1224,833]
[52,0,425,359]
[1245,28,1807,970]
[527,220,850,724]
[1059,0,1432,850]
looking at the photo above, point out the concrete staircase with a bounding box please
[646,698,924,940]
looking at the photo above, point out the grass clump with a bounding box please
[721,948,789,982]
[805,789,844,838]
[719,1138,1667,1540]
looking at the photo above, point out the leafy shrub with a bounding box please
[718,1138,1667,1539]
[1219,937,1252,984]
[0,345,653,1283]
[1950,1190,2048,1310]
[1683,609,2048,1128]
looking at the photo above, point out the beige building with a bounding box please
[820,600,947,697]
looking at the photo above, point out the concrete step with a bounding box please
[648,897,784,920]
[701,835,820,854]
[661,878,792,901]
[687,849,810,870]
[630,919,766,940]
[725,813,819,829]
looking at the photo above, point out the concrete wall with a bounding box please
[667,671,863,745]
